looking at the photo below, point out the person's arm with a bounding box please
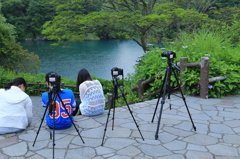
[70,90,76,111]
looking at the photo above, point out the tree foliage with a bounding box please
[1,0,55,40]
[161,0,217,13]
[1,0,239,45]
[42,0,209,52]
[45,0,102,14]
[0,14,40,73]
[214,0,240,7]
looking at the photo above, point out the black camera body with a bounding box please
[162,51,176,59]
[111,67,123,77]
[48,72,61,89]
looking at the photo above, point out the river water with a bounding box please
[20,39,144,80]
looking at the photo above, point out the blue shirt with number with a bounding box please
[42,89,76,129]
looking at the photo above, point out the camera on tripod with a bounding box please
[162,51,176,59]
[111,67,123,78]
[47,72,61,91]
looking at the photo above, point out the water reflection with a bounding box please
[20,39,144,80]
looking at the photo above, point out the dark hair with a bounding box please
[76,69,92,90]
[4,77,27,90]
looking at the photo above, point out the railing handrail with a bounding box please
[1,57,227,105]
[134,57,226,100]
[1,81,79,96]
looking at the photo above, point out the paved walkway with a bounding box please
[1,94,240,159]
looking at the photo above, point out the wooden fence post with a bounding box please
[199,57,209,99]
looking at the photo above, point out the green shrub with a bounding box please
[170,29,240,98]
[126,29,240,99]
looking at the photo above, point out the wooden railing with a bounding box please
[1,57,226,101]
[130,57,226,100]
[180,57,226,98]
[1,82,79,96]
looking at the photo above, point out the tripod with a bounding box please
[151,57,196,140]
[101,77,144,146]
[33,88,85,159]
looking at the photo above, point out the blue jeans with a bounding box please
[0,127,24,134]
[72,100,81,116]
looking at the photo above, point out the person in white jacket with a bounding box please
[0,77,32,134]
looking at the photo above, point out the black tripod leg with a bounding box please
[101,88,115,146]
[168,81,172,110]
[58,94,85,143]
[52,114,55,159]
[112,93,116,131]
[155,100,165,140]
[101,99,113,146]
[111,81,118,130]
[172,70,196,131]
[43,93,58,159]
[155,67,170,140]
[119,87,144,141]
[151,96,161,123]
[33,104,48,146]
[151,70,167,123]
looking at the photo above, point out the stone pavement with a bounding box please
[1,94,240,159]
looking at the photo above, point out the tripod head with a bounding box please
[111,67,124,101]
[172,64,180,71]
[111,67,124,85]
[45,72,61,115]
[111,67,123,78]
[162,51,180,71]
[162,51,176,66]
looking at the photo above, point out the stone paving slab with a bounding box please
[0,94,240,159]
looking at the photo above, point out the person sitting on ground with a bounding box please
[76,68,105,116]
[42,72,78,129]
[0,77,32,134]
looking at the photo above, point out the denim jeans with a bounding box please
[72,100,81,116]
[0,127,24,134]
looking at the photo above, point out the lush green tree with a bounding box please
[214,0,240,8]
[207,5,240,24]
[42,1,209,52]
[201,2,240,44]
[219,15,240,45]
[1,0,30,39]
[161,0,217,13]
[1,0,55,40]
[25,0,55,39]
[45,0,102,15]
[0,14,40,73]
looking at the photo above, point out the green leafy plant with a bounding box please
[125,28,240,99]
